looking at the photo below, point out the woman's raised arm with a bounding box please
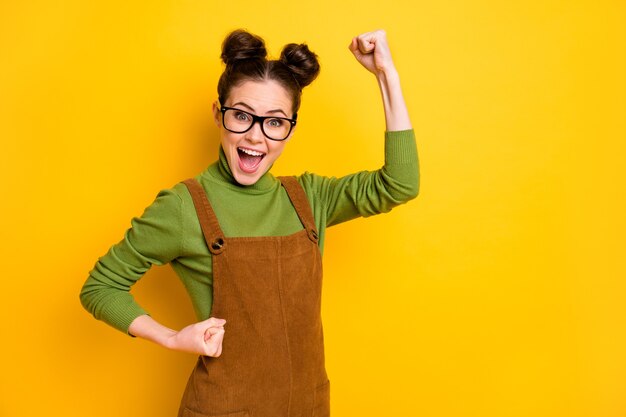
[295,30,418,231]
[349,29,412,131]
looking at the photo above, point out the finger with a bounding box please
[204,328,224,351]
[212,333,223,357]
[205,328,225,357]
[356,29,388,53]
[216,337,223,357]
[357,36,375,54]
[348,37,356,52]
[204,326,224,341]
[206,317,226,327]
[348,37,361,56]
[359,29,386,42]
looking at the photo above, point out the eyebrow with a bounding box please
[231,101,288,118]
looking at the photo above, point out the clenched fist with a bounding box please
[349,29,396,75]
[166,317,226,357]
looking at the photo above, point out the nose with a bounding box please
[244,119,265,143]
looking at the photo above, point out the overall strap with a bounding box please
[181,178,226,255]
[278,176,319,244]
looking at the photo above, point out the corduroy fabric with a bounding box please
[178,176,330,417]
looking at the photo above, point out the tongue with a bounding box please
[239,151,263,170]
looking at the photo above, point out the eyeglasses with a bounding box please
[220,106,297,141]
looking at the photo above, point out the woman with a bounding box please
[80,28,419,417]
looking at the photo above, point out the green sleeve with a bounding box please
[79,186,184,335]
[299,129,420,227]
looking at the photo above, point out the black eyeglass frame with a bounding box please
[219,106,297,141]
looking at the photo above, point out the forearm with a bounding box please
[128,314,176,347]
[79,264,150,335]
[377,67,412,131]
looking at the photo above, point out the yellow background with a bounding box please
[1,1,625,416]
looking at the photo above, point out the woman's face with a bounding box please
[213,79,295,186]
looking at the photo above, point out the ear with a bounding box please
[212,101,221,127]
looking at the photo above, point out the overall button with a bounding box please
[210,237,226,254]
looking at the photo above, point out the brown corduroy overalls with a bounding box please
[178,176,330,417]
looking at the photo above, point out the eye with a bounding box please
[234,111,250,121]
[266,118,285,128]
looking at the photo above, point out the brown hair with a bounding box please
[217,29,320,117]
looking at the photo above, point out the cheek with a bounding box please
[268,141,287,158]
[221,131,238,148]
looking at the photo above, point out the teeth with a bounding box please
[238,147,264,157]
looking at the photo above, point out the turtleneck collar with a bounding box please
[208,144,277,192]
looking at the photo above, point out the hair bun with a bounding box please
[280,43,320,88]
[221,29,267,66]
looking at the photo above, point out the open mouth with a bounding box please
[237,147,266,173]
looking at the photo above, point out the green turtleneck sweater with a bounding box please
[80,129,419,335]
